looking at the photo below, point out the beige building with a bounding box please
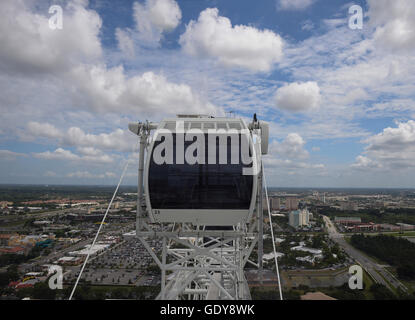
[286,197,299,210]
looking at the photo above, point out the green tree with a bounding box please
[32,282,56,300]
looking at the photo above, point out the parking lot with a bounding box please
[64,238,162,286]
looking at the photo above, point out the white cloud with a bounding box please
[65,127,134,153]
[301,20,314,31]
[115,0,181,55]
[269,133,309,160]
[27,122,136,153]
[77,146,104,156]
[69,65,221,116]
[179,8,284,72]
[353,120,415,170]
[34,148,80,161]
[136,0,181,32]
[115,28,136,59]
[365,120,415,151]
[130,0,182,46]
[274,81,321,112]
[27,122,63,140]
[368,0,415,52]
[351,155,381,170]
[0,149,26,160]
[0,0,102,74]
[66,171,116,179]
[264,133,324,172]
[278,0,316,11]
[33,147,114,164]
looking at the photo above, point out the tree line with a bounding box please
[350,234,415,280]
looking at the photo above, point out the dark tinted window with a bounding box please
[148,133,253,209]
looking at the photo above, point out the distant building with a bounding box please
[396,223,415,231]
[0,234,17,246]
[334,217,361,225]
[0,201,13,208]
[57,256,83,266]
[282,268,349,289]
[271,198,281,211]
[380,224,400,231]
[289,209,310,228]
[263,197,281,211]
[352,223,379,232]
[8,234,50,248]
[286,197,299,211]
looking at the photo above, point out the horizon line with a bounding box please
[0,183,414,190]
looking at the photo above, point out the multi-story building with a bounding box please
[271,198,280,210]
[334,217,361,225]
[286,197,299,210]
[263,197,281,211]
[289,209,310,228]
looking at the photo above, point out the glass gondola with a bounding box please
[144,118,258,226]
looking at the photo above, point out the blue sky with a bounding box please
[0,0,415,187]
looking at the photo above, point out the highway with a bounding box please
[323,215,408,294]
[18,238,92,274]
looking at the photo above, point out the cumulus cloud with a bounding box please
[269,133,309,160]
[34,148,80,161]
[115,28,136,59]
[264,133,324,172]
[27,122,136,153]
[351,155,381,170]
[353,120,415,170]
[0,0,102,74]
[69,65,221,116]
[274,81,321,112]
[135,0,181,32]
[368,0,415,52]
[0,149,27,160]
[66,171,116,179]
[277,0,316,11]
[179,8,284,72]
[33,147,114,164]
[27,122,63,140]
[0,0,209,119]
[116,0,181,50]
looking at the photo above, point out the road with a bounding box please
[19,238,92,274]
[323,215,408,294]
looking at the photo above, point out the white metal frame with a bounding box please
[128,117,266,300]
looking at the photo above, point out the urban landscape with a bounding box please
[1,185,415,300]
